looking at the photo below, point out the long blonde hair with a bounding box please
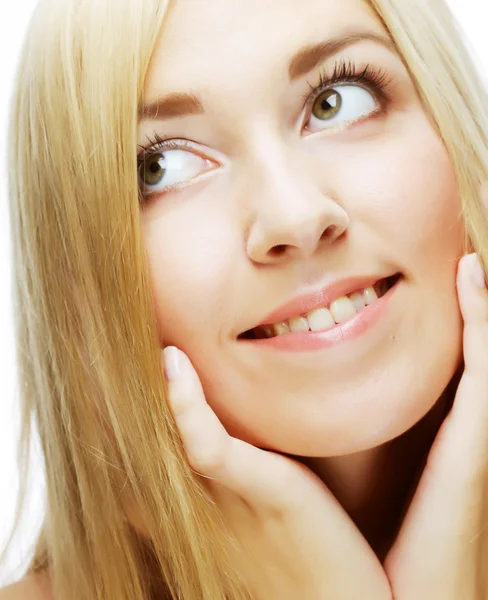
[2,0,488,598]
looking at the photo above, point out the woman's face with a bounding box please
[138,0,465,457]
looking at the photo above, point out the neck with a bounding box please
[302,368,462,560]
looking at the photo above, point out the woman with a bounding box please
[1,0,488,597]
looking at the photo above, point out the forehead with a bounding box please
[144,0,386,92]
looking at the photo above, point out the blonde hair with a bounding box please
[1,0,488,598]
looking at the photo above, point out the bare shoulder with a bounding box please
[0,571,53,600]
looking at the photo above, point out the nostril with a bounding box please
[321,225,337,240]
[270,244,287,257]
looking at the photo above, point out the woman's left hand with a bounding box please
[384,251,488,600]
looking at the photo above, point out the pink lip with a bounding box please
[241,276,401,352]
[254,274,392,329]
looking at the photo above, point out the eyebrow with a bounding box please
[138,92,203,121]
[288,31,398,80]
[138,30,398,122]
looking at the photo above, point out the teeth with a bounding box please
[254,278,395,339]
[273,322,291,336]
[307,307,335,332]
[329,296,357,324]
[349,291,366,312]
[288,316,309,333]
[363,286,378,306]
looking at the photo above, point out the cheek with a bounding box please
[143,200,238,347]
[343,117,464,267]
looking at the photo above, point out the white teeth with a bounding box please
[329,296,357,324]
[363,286,378,306]
[307,307,335,332]
[256,279,393,339]
[349,291,366,312]
[288,316,309,332]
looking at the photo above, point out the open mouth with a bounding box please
[238,273,402,341]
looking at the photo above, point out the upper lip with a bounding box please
[243,274,396,333]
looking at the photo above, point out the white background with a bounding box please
[1,0,488,586]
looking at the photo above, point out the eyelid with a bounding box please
[303,59,394,101]
[138,137,203,161]
[137,136,229,177]
[299,59,394,125]
[137,138,221,201]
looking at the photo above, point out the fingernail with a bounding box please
[163,346,180,380]
[470,253,486,289]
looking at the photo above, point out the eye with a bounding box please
[305,85,379,134]
[138,147,216,196]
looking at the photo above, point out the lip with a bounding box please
[247,274,397,332]
[239,274,402,352]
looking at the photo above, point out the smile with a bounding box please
[240,274,400,340]
[237,273,402,352]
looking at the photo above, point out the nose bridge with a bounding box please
[243,135,350,263]
[258,154,328,244]
[249,133,315,209]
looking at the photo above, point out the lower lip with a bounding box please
[240,277,401,352]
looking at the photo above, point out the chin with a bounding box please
[223,361,462,459]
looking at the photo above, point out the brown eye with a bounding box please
[306,85,378,134]
[137,147,217,197]
[139,154,167,187]
[312,89,342,120]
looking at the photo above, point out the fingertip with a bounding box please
[456,254,488,335]
[457,253,486,291]
[468,253,486,290]
[163,346,181,380]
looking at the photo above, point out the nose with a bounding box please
[245,155,350,265]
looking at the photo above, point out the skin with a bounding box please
[3,2,488,598]
[138,0,466,557]
[162,252,488,598]
[2,258,487,599]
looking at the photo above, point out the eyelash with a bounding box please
[136,59,394,191]
[301,58,393,113]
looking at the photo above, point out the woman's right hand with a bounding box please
[162,346,392,600]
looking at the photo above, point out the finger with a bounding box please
[457,252,488,373]
[162,346,316,509]
[163,348,391,599]
[434,252,488,471]
[386,252,488,583]
[422,253,488,486]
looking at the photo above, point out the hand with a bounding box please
[162,347,392,600]
[384,251,488,600]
